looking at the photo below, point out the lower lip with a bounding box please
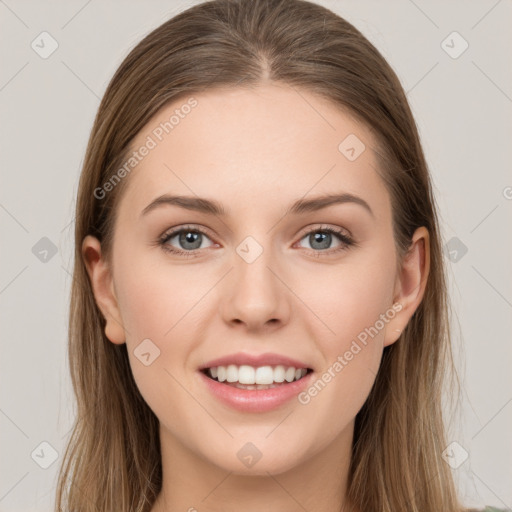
[198,370,314,413]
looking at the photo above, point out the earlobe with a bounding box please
[81,235,126,345]
[383,227,430,347]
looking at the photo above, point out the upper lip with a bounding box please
[198,352,313,371]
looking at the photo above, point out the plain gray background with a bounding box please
[1,0,511,510]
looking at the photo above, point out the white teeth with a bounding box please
[226,364,238,383]
[273,365,286,383]
[284,367,296,382]
[206,364,309,384]
[238,365,255,384]
[255,366,274,385]
[217,366,227,382]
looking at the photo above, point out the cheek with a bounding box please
[298,249,396,346]
[297,248,396,410]
[114,252,208,341]
[112,251,201,385]
[113,256,203,425]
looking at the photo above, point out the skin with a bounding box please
[83,83,429,512]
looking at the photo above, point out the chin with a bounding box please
[204,441,309,477]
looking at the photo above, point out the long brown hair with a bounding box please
[55,0,467,510]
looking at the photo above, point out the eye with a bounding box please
[296,226,354,255]
[159,225,215,257]
[157,224,355,258]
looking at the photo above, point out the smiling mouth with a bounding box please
[201,365,314,390]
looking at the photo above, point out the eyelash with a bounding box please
[157,224,355,259]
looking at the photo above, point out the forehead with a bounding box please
[119,83,390,221]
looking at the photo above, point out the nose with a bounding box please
[219,244,291,333]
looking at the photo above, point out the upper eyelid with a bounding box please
[161,224,216,242]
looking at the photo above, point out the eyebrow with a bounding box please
[140,192,374,218]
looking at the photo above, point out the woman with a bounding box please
[54,0,505,511]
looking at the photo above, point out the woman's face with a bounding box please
[84,83,426,476]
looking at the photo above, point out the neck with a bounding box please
[151,419,358,512]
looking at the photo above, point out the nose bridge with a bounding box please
[221,233,290,328]
[234,233,280,300]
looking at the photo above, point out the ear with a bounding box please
[383,226,430,347]
[81,235,126,344]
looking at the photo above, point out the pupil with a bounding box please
[311,232,330,250]
[180,231,202,250]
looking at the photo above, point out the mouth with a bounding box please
[197,352,316,412]
[200,364,314,390]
